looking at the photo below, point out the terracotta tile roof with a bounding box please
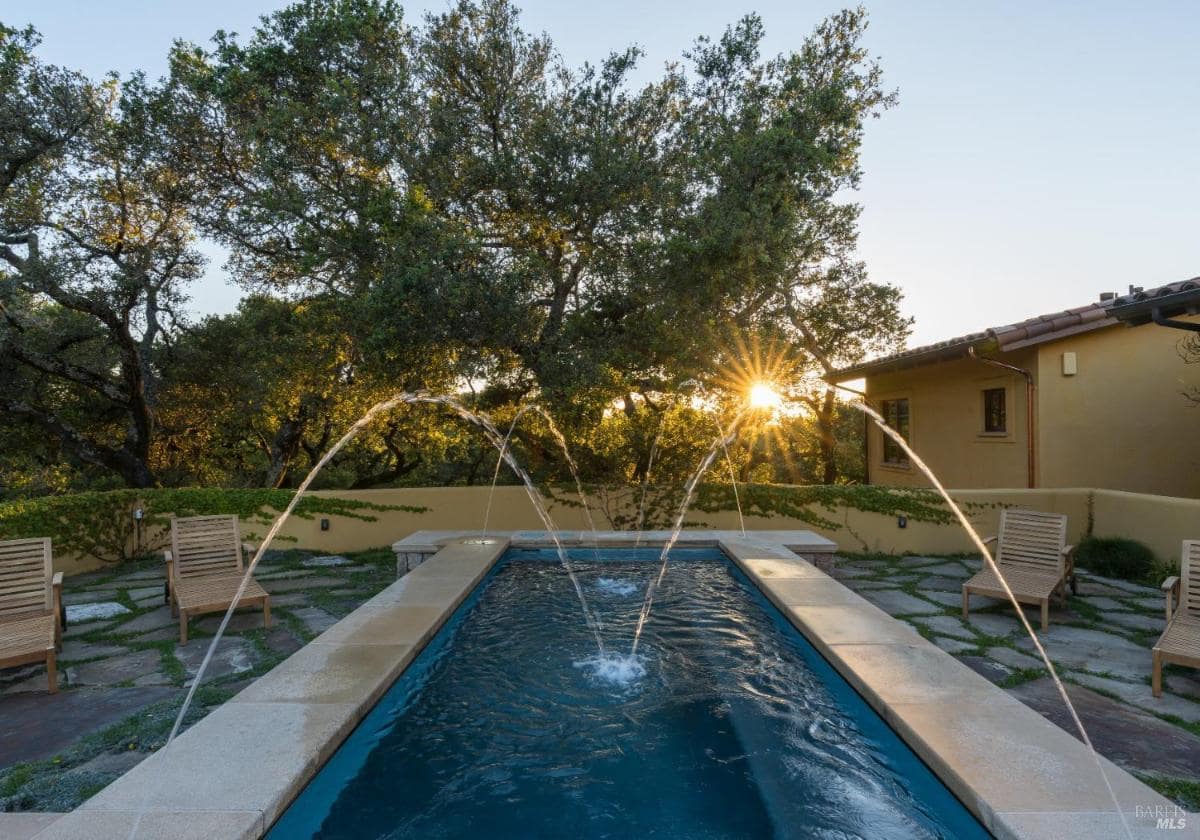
[828,278,1199,381]
[1108,277,1200,326]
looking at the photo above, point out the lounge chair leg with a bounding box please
[1152,650,1163,698]
[263,598,272,630]
[179,610,188,645]
[1040,599,1049,632]
[47,652,57,694]
[962,587,970,622]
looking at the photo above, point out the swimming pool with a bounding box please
[269,546,990,838]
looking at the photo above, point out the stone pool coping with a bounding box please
[720,537,1192,840]
[12,531,1188,839]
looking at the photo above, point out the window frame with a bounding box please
[982,387,1007,435]
[878,396,911,467]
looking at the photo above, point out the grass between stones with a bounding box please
[1135,774,1200,812]
[0,546,398,813]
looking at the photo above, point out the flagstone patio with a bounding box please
[1,546,1197,816]
[0,547,396,813]
[829,552,1200,810]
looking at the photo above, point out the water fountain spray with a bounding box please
[844,396,1133,840]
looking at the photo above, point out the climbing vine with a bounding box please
[0,488,427,564]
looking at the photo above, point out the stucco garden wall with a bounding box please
[36,484,1199,576]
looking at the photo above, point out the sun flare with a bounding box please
[748,382,783,410]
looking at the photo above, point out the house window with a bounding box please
[983,388,1006,433]
[880,398,910,465]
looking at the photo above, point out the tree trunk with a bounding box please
[817,387,837,485]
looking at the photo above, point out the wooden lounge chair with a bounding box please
[165,515,270,644]
[1154,540,1200,697]
[0,538,64,693]
[962,509,1074,631]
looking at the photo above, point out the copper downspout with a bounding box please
[968,346,1036,488]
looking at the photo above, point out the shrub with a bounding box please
[1075,536,1157,583]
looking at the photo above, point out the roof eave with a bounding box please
[1108,288,1200,327]
[826,336,999,382]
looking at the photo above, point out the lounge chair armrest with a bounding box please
[981,535,997,547]
[163,549,172,564]
[1163,576,1181,621]
[242,542,258,557]
[52,572,64,635]
[1061,544,1075,556]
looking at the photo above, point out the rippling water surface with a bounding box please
[270,547,989,839]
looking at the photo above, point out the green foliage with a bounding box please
[0,488,426,563]
[1136,773,1200,812]
[1075,536,1157,583]
[694,483,960,529]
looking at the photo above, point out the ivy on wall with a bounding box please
[550,481,983,532]
[0,488,427,563]
[692,483,967,529]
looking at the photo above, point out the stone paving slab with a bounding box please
[113,606,174,635]
[65,602,130,624]
[0,687,175,766]
[67,650,164,687]
[262,575,345,593]
[1105,611,1165,633]
[58,640,128,663]
[1008,677,1200,780]
[857,589,943,616]
[917,561,972,577]
[62,590,122,606]
[933,636,976,654]
[914,574,967,592]
[1070,672,1200,723]
[1014,625,1152,680]
[176,638,257,685]
[194,612,272,634]
[913,614,979,640]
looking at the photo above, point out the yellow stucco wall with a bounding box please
[862,318,1200,497]
[863,351,1036,489]
[47,485,1198,576]
[1034,318,1200,497]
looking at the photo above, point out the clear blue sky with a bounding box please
[9,0,1199,347]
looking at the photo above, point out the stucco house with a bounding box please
[828,279,1200,497]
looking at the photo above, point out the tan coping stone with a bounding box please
[366,574,481,609]
[762,578,874,608]
[726,537,1183,838]
[735,555,831,580]
[318,603,454,648]
[230,642,415,707]
[884,699,1185,837]
[821,642,1001,707]
[33,534,510,840]
[402,553,497,581]
[786,605,924,647]
[995,809,1198,840]
[0,812,63,840]
[74,701,356,827]
[31,809,262,840]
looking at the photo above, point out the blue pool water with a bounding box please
[269,547,990,839]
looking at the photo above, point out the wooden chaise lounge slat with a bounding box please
[962,509,1074,631]
[1154,540,1200,697]
[0,537,63,693]
[166,515,270,644]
